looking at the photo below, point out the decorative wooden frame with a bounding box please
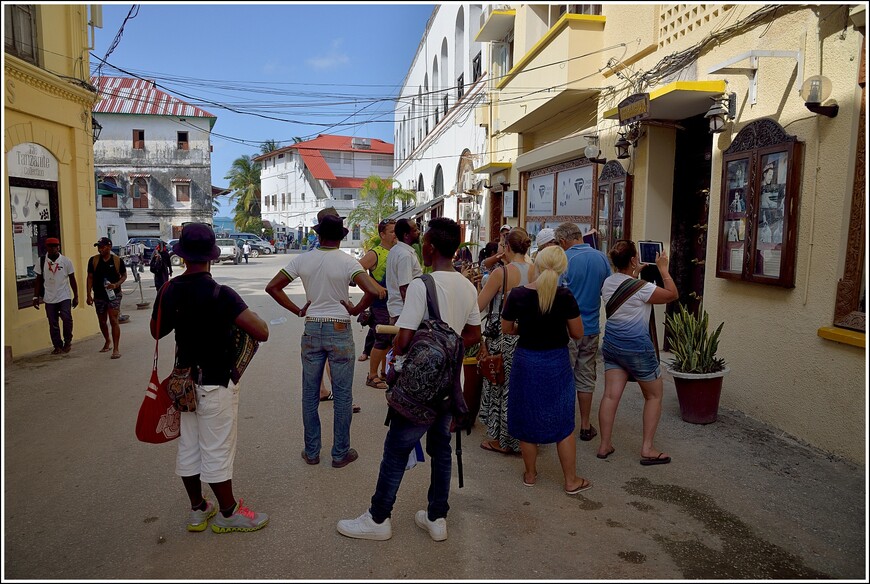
[596,160,633,255]
[715,119,804,287]
[520,157,597,240]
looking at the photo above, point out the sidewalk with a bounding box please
[2,267,866,580]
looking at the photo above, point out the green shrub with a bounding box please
[664,303,726,374]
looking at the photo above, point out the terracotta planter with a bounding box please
[666,366,729,424]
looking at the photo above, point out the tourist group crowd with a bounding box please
[34,211,677,539]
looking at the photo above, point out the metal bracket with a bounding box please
[707,43,804,106]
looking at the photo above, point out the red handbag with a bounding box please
[135,287,180,443]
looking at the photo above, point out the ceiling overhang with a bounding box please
[603,80,728,122]
[475,9,516,42]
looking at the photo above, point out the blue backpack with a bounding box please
[386,274,467,426]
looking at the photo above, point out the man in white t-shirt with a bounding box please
[266,214,383,469]
[338,217,481,543]
[242,242,251,264]
[385,218,422,323]
[33,237,79,354]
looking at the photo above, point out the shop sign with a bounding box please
[618,93,650,125]
[7,143,58,181]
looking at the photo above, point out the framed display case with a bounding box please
[715,119,803,287]
[596,160,633,256]
[522,157,596,245]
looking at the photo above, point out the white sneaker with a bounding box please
[337,511,392,541]
[415,510,448,541]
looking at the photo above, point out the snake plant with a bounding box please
[664,303,726,374]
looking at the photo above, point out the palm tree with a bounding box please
[346,176,416,250]
[224,154,262,232]
[260,139,280,154]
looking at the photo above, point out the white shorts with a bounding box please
[176,383,240,483]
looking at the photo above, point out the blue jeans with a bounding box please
[369,411,453,524]
[44,299,72,348]
[301,321,355,462]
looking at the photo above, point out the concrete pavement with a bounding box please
[3,254,866,580]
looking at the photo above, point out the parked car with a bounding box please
[237,239,269,258]
[124,237,166,265]
[214,238,242,264]
[230,233,275,254]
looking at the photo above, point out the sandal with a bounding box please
[366,375,388,390]
[358,353,369,362]
[480,439,518,455]
[319,392,334,402]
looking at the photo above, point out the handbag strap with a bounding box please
[486,265,508,335]
[605,277,660,362]
[153,283,170,373]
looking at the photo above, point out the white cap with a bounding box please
[500,224,511,232]
[536,228,556,247]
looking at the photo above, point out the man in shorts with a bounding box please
[555,222,611,441]
[358,219,396,389]
[86,237,126,359]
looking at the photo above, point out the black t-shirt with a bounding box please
[87,254,127,300]
[152,272,248,387]
[501,286,580,350]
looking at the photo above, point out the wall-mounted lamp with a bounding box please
[800,75,839,117]
[614,133,631,160]
[91,116,102,144]
[583,134,607,164]
[704,92,737,133]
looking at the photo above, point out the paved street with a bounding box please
[3,253,866,580]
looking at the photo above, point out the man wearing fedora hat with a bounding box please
[86,237,127,359]
[152,223,271,533]
[266,213,383,469]
[33,237,79,354]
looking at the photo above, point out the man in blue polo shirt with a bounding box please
[554,222,611,442]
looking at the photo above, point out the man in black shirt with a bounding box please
[86,237,126,358]
[151,223,271,534]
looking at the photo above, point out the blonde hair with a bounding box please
[534,246,567,314]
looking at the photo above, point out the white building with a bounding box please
[92,76,217,242]
[391,4,490,248]
[254,135,394,248]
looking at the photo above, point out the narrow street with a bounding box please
[3,253,865,580]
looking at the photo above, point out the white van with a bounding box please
[230,233,275,255]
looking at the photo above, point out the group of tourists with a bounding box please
[34,208,678,539]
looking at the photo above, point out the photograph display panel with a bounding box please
[556,165,593,216]
[721,158,749,273]
[527,173,554,216]
[753,151,788,279]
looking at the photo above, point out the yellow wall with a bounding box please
[597,5,865,462]
[4,5,100,359]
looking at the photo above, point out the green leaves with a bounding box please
[346,176,416,250]
[664,303,726,374]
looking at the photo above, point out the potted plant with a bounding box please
[664,303,729,424]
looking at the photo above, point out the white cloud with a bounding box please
[306,39,349,70]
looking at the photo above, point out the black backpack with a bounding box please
[386,274,468,426]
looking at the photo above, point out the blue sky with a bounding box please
[92,2,435,216]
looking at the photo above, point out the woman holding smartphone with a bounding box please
[597,240,678,466]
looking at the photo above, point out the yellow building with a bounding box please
[476,4,865,462]
[4,4,101,360]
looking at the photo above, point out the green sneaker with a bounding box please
[187,500,217,532]
[211,499,269,534]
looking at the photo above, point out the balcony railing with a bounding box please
[443,94,449,113]
[457,73,465,100]
[472,52,482,83]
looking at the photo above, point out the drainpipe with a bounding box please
[802,16,824,305]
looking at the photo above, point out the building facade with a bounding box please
[92,76,217,242]
[4,4,101,360]
[255,134,394,248]
[391,4,490,248]
[474,4,865,462]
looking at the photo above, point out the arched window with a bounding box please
[440,38,449,114]
[432,57,440,124]
[101,177,118,208]
[433,165,444,197]
[417,174,425,193]
[455,7,466,100]
[132,177,149,208]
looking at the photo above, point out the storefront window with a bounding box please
[716,119,803,287]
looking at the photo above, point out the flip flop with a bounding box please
[99,346,111,353]
[319,392,334,402]
[357,354,369,362]
[640,453,671,466]
[522,472,538,487]
[110,352,121,359]
[596,447,616,460]
[480,440,518,455]
[366,375,388,390]
[565,479,593,495]
[353,404,361,414]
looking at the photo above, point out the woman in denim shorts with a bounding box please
[597,241,678,465]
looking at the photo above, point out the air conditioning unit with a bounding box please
[459,202,475,222]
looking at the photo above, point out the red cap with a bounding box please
[45,237,60,245]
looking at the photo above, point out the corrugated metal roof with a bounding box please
[298,149,336,180]
[91,77,216,127]
[327,177,365,189]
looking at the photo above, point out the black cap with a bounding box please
[312,214,349,240]
[94,237,112,247]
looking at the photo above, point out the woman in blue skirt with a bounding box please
[501,246,592,494]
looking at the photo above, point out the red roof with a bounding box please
[252,134,393,162]
[327,177,366,189]
[298,149,336,181]
[91,77,216,127]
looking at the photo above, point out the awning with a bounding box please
[129,173,151,179]
[386,195,446,221]
[171,177,191,183]
[514,127,594,171]
[472,162,512,175]
[97,181,124,197]
[475,9,516,42]
[603,80,727,121]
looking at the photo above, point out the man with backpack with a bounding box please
[337,217,481,543]
[86,237,126,359]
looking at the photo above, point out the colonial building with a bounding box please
[91,76,217,242]
[391,4,490,247]
[4,4,101,359]
[474,3,866,462]
[254,134,394,248]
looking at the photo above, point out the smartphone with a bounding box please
[638,241,663,264]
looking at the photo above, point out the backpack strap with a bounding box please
[605,277,647,319]
[91,253,122,275]
[420,274,442,322]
